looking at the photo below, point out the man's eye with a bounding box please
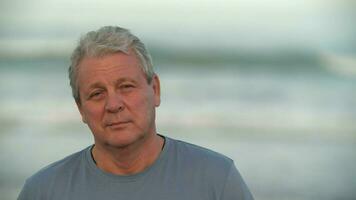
[89,91,103,98]
[121,84,134,89]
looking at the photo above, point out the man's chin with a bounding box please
[101,132,146,149]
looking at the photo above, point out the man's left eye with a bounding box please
[123,84,133,88]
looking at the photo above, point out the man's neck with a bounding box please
[92,134,164,175]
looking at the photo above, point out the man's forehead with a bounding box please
[78,64,145,90]
[78,53,142,75]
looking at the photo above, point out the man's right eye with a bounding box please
[89,91,103,99]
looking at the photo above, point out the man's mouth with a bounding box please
[106,121,130,128]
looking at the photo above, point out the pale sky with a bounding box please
[0,0,355,54]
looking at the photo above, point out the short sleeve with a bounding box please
[219,163,254,200]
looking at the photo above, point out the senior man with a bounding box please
[18,26,254,200]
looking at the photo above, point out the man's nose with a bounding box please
[105,92,124,113]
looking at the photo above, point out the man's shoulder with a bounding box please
[25,146,90,187]
[168,137,234,169]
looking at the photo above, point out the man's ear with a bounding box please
[152,74,161,107]
[76,101,87,124]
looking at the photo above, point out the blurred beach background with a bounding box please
[1,0,356,199]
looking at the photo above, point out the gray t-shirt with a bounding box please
[18,136,254,200]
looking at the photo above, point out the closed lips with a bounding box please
[107,121,130,126]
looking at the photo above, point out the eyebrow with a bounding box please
[87,82,104,91]
[86,77,137,91]
[115,77,137,85]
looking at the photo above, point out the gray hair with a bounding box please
[69,26,154,104]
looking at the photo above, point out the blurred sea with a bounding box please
[0,53,355,200]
